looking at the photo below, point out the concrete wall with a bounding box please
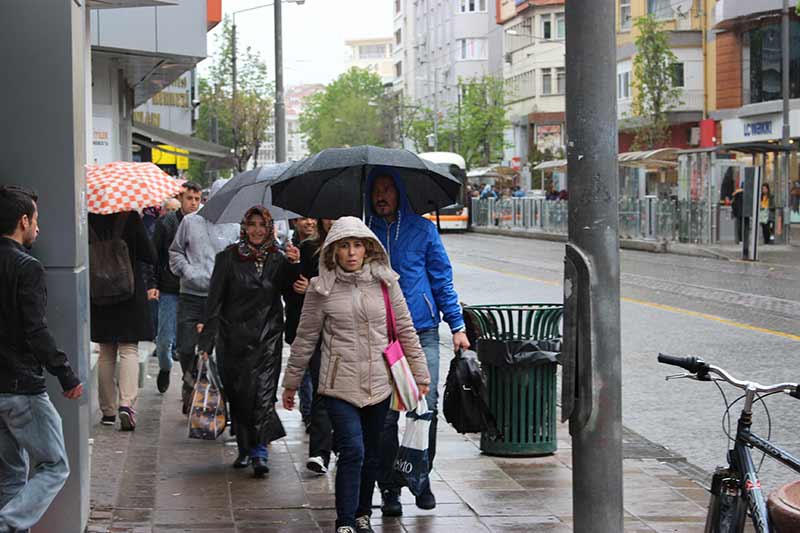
[0,2,92,532]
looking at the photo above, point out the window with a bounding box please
[617,71,631,99]
[556,67,566,94]
[671,62,685,88]
[395,28,403,46]
[541,16,552,40]
[395,61,403,78]
[395,0,401,14]
[647,0,673,19]
[459,0,487,13]
[555,13,565,40]
[542,69,552,95]
[457,38,488,60]
[359,44,387,59]
[620,0,631,30]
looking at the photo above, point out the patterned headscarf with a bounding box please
[237,205,278,275]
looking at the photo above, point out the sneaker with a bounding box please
[157,369,170,393]
[336,527,356,533]
[380,489,402,517]
[355,515,374,533]
[306,456,328,475]
[101,415,116,426]
[118,406,136,431]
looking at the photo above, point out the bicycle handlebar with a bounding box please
[658,353,800,397]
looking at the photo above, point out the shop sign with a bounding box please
[744,120,773,137]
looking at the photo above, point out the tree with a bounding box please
[630,14,683,150]
[450,76,509,168]
[299,68,391,152]
[187,16,274,180]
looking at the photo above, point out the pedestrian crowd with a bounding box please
[0,165,469,533]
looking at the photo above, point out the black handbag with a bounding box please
[443,349,500,437]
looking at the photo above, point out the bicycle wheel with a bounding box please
[705,467,747,533]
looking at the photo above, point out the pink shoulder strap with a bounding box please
[381,283,398,343]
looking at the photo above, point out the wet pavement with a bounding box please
[88,358,711,532]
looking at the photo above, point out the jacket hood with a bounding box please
[365,167,414,240]
[312,216,398,295]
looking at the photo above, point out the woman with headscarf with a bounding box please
[282,217,430,533]
[284,219,335,474]
[198,206,300,478]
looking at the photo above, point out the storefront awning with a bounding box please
[132,122,235,168]
[533,159,567,171]
[618,148,679,169]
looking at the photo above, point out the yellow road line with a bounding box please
[456,261,800,343]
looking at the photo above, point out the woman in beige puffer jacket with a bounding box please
[282,216,429,533]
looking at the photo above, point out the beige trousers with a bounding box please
[98,342,139,416]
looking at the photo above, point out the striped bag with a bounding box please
[381,283,420,412]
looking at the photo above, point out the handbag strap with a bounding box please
[381,283,398,343]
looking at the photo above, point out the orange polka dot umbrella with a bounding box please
[86,162,185,214]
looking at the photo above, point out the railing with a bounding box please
[471,197,684,242]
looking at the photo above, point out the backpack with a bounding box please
[88,213,135,306]
[443,349,500,437]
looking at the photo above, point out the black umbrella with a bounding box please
[197,162,301,224]
[270,145,462,219]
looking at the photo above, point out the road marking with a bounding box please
[456,261,800,343]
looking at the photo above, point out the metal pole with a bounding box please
[563,0,623,530]
[782,0,791,244]
[433,66,439,151]
[274,0,286,163]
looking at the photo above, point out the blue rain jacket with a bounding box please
[366,167,465,333]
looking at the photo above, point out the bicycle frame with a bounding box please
[710,392,800,533]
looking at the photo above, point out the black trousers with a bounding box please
[308,343,333,465]
[761,222,772,244]
[177,293,206,391]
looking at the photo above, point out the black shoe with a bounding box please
[252,457,269,477]
[355,515,374,533]
[380,489,402,517]
[233,453,250,469]
[157,370,170,393]
[415,487,436,510]
[101,415,116,426]
[118,406,136,431]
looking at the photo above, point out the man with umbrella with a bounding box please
[367,167,470,515]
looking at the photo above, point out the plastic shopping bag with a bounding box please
[188,355,227,440]
[393,398,432,496]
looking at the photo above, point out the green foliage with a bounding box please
[452,76,510,168]
[630,14,683,150]
[188,16,274,180]
[299,68,390,152]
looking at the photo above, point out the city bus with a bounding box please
[418,151,469,231]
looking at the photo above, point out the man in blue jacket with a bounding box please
[367,168,470,515]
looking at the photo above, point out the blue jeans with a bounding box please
[378,328,440,491]
[156,292,178,372]
[326,396,390,528]
[0,393,69,531]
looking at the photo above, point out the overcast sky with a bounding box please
[200,0,393,87]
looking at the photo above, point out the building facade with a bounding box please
[499,0,566,167]
[615,0,706,151]
[345,37,395,84]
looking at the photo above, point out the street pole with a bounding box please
[782,0,791,244]
[563,0,623,531]
[274,0,286,163]
[433,66,439,152]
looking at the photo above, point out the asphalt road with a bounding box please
[442,232,800,493]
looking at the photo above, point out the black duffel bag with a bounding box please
[443,349,500,437]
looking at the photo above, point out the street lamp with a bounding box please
[231,0,305,164]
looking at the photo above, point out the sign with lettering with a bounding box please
[744,120,773,137]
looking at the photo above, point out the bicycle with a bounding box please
[657,353,800,533]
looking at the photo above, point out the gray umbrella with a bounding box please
[197,162,301,224]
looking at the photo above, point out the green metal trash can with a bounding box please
[463,304,563,457]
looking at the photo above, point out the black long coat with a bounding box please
[89,211,156,344]
[199,245,298,447]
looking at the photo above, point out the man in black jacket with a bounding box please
[150,182,201,393]
[0,186,83,532]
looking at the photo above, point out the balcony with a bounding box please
[714,0,782,30]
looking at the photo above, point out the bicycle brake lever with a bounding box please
[665,373,693,381]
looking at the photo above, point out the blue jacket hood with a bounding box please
[365,167,414,237]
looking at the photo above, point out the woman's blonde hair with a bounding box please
[324,237,382,271]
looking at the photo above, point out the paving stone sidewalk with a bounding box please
[88,359,711,532]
